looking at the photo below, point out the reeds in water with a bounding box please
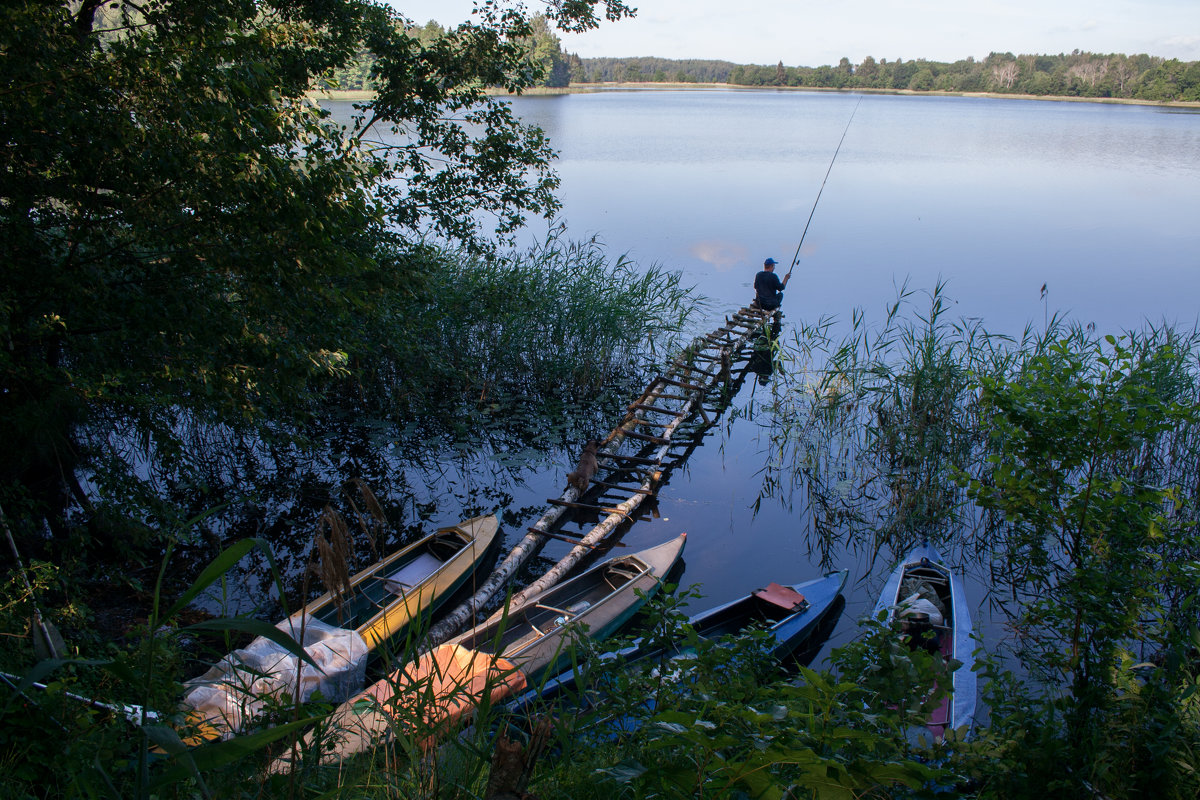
[363,229,703,412]
[759,280,1200,583]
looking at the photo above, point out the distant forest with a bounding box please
[328,18,1200,103]
[578,52,1200,102]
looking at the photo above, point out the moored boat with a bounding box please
[872,541,976,740]
[180,514,499,743]
[509,569,849,714]
[267,532,687,772]
[298,513,500,651]
[686,569,848,659]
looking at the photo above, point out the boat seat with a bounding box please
[529,597,596,636]
[383,552,444,595]
[753,582,809,611]
[427,533,467,560]
[604,564,643,591]
[907,569,950,586]
[535,603,573,618]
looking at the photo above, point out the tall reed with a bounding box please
[753,283,1200,796]
[361,230,702,413]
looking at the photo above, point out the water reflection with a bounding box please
[689,239,747,271]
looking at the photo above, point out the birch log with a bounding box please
[421,488,579,647]
[424,392,675,645]
[422,307,771,647]
[497,392,702,612]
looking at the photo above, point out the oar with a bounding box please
[0,670,155,725]
[1,503,65,660]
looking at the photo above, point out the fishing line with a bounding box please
[787,95,863,278]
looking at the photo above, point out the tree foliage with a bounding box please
[0,0,635,553]
[962,334,1200,796]
[566,51,1199,102]
[727,51,1200,101]
[330,13,573,90]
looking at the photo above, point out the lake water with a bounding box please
[507,89,1200,338]
[319,91,1200,676]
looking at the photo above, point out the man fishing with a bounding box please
[753,257,790,311]
[755,97,861,316]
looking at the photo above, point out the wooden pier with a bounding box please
[424,306,779,643]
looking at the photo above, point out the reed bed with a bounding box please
[758,282,1200,564]
[362,231,702,413]
[753,282,1200,794]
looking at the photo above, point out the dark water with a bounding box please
[295,92,1200,671]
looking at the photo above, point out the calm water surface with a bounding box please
[322,91,1200,677]
[509,89,1200,337]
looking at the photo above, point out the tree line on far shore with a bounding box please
[331,18,1199,103]
[572,51,1200,103]
[726,51,1199,102]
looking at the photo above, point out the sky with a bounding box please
[389,1,1200,66]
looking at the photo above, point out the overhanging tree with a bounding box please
[0,0,633,553]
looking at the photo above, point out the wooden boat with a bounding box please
[180,514,498,743]
[509,569,848,713]
[296,513,500,651]
[872,541,976,740]
[267,533,687,772]
[685,569,848,659]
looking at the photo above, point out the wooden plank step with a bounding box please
[590,479,655,495]
[629,402,686,417]
[600,453,661,465]
[624,417,670,428]
[670,361,719,379]
[623,429,669,444]
[657,376,706,391]
[526,528,616,549]
[545,499,638,521]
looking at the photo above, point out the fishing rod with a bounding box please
[786,95,863,281]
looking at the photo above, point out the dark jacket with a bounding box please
[754,270,784,309]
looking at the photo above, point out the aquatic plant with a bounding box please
[755,284,1200,798]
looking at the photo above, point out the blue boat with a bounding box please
[509,569,848,712]
[873,541,976,740]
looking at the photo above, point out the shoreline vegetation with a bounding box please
[8,2,1200,797]
[327,18,1200,106]
[312,83,1200,109]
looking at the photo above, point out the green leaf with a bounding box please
[161,539,270,623]
[595,759,647,784]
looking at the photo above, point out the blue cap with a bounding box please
[764,258,777,266]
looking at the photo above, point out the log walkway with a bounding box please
[423,305,778,645]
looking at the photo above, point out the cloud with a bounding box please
[690,240,747,272]
[1163,34,1200,47]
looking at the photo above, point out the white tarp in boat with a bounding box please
[182,615,368,738]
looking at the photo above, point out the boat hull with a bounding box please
[267,533,686,772]
[299,513,499,651]
[509,569,849,713]
[873,542,976,739]
[178,515,498,744]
